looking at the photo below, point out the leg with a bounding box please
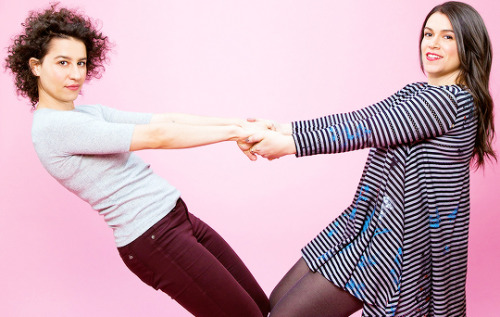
[270,263,363,317]
[118,200,267,317]
[270,258,311,308]
[187,206,270,316]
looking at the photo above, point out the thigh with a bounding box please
[270,270,363,317]
[119,204,265,317]
[270,258,311,308]
[187,206,270,315]
[160,233,264,317]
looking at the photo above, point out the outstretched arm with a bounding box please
[150,113,246,126]
[292,83,413,133]
[46,108,269,155]
[294,86,458,156]
[245,85,459,160]
[145,113,276,157]
[130,122,250,151]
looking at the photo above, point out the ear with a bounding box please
[29,57,41,76]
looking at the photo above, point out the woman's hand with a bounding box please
[237,140,258,161]
[245,118,292,135]
[236,118,278,161]
[245,130,296,160]
[236,118,294,160]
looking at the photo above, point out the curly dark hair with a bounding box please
[5,3,111,108]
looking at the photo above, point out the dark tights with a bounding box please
[269,258,363,317]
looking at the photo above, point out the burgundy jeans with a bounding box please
[118,199,269,317]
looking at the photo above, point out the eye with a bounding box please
[423,32,433,37]
[58,61,68,66]
[77,61,87,66]
[444,35,454,40]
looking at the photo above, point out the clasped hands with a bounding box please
[236,118,296,161]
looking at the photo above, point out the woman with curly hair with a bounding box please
[244,1,495,316]
[5,4,269,317]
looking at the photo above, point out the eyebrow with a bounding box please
[53,55,87,60]
[424,27,454,33]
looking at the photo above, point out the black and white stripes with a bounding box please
[296,82,475,316]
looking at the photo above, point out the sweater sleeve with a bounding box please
[91,104,153,124]
[293,86,459,157]
[33,109,137,156]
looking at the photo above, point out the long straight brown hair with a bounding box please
[420,1,496,168]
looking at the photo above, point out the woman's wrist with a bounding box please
[229,125,247,142]
[285,134,297,155]
[277,122,293,135]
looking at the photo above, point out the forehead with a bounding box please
[45,37,87,58]
[425,12,453,30]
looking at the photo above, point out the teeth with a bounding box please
[428,53,441,58]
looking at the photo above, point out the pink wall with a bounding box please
[1,1,498,316]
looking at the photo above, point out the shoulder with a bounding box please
[31,109,71,143]
[392,82,466,98]
[439,85,472,102]
[32,105,102,132]
[32,108,71,128]
[74,104,107,116]
[389,82,429,100]
[391,83,462,112]
[398,82,427,94]
[76,104,126,119]
[408,84,463,107]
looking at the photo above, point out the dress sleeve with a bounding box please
[293,86,459,157]
[292,84,411,133]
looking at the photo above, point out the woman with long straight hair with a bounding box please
[244,1,496,316]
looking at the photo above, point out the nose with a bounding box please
[429,37,440,49]
[69,64,84,80]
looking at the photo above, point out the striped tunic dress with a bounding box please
[293,82,476,317]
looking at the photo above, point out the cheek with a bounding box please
[446,42,458,57]
[446,46,460,66]
[50,70,67,84]
[80,68,87,80]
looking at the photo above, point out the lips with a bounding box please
[65,85,80,91]
[426,52,443,61]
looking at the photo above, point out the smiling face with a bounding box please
[30,37,87,110]
[420,12,461,86]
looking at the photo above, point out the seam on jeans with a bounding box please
[152,244,232,317]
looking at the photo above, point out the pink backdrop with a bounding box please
[1,1,498,316]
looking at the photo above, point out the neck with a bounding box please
[36,103,75,111]
[428,71,459,86]
[36,95,75,111]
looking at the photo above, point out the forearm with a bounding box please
[151,113,246,127]
[130,122,244,151]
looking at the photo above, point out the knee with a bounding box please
[268,305,294,317]
[269,289,280,310]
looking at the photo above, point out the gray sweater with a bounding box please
[32,105,181,247]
